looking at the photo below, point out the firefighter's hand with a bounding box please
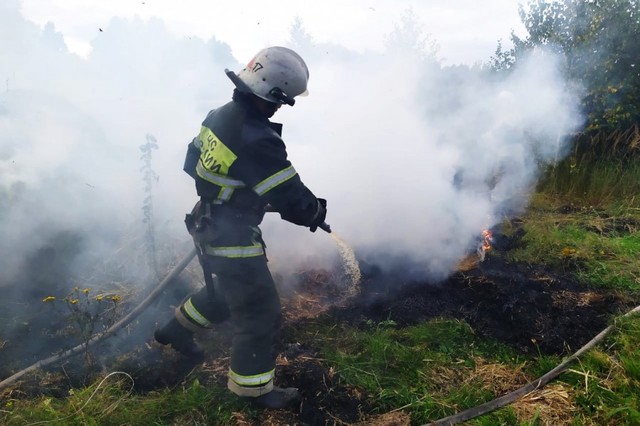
[309,198,327,232]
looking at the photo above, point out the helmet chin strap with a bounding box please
[225,69,294,106]
[268,87,295,106]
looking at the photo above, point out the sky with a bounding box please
[1,0,583,297]
[19,0,527,65]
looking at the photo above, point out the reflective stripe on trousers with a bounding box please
[227,368,275,397]
[175,297,213,332]
[197,226,265,259]
[177,243,281,399]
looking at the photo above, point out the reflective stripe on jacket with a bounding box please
[193,91,321,228]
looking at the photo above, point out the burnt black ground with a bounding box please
[333,254,633,355]
[247,245,639,424]
[3,225,639,425]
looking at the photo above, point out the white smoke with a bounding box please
[0,1,582,291]
[266,45,581,280]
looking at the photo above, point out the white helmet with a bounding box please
[226,46,309,106]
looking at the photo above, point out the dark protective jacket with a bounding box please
[183,91,323,257]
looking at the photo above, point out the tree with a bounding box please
[493,0,640,132]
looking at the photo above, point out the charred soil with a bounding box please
[334,255,634,356]
[2,224,639,425]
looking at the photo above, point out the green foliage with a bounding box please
[495,0,640,132]
[541,157,640,206]
[38,287,123,375]
[538,128,640,203]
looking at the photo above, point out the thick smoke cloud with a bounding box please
[267,44,582,280]
[1,0,581,297]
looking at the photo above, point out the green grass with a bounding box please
[298,317,538,425]
[298,313,640,425]
[3,158,640,424]
[542,159,640,206]
[558,316,640,425]
[538,129,640,207]
[2,377,249,426]
[3,306,640,425]
[505,196,640,292]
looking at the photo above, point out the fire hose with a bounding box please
[0,247,198,392]
[425,303,640,426]
[0,209,331,392]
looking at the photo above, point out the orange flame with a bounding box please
[457,228,495,271]
[477,229,493,261]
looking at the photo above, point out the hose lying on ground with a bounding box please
[0,247,198,392]
[425,303,640,426]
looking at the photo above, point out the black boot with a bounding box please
[154,318,205,362]
[246,387,301,409]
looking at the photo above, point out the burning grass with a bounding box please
[2,198,640,425]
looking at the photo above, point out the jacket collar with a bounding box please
[232,89,283,136]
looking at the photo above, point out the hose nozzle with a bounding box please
[319,222,332,233]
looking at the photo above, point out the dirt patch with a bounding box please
[331,254,633,355]
[277,343,367,425]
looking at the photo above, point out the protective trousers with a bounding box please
[175,253,282,397]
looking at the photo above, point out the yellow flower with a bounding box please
[82,288,90,294]
[42,296,56,302]
[69,299,79,305]
[94,294,104,301]
[111,295,122,303]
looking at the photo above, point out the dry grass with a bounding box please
[428,365,468,389]
[359,410,412,425]
[460,356,578,425]
[464,357,529,394]
[229,411,254,425]
[280,269,354,322]
[552,290,606,307]
[457,253,482,272]
[514,383,578,425]
[199,356,230,386]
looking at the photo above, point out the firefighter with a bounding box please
[154,46,327,409]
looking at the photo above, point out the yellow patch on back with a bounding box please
[198,126,237,175]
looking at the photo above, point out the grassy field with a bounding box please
[2,153,640,425]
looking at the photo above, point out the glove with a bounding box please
[309,198,327,233]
